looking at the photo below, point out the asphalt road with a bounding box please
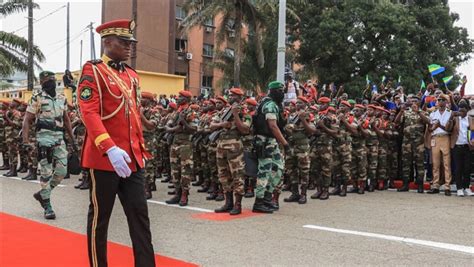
[1,172,473,266]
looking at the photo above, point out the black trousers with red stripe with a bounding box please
[87,168,155,267]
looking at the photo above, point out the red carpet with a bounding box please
[0,212,197,267]
[191,209,262,221]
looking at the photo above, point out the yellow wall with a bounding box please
[137,70,185,96]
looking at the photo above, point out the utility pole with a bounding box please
[66,2,70,70]
[276,0,286,83]
[88,22,96,60]
[79,39,83,68]
[27,0,34,91]
[131,0,137,68]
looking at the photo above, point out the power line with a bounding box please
[47,26,88,46]
[11,4,67,34]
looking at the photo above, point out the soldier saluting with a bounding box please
[77,19,155,267]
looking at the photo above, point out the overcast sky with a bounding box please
[0,0,473,93]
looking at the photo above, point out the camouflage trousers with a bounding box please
[255,136,283,199]
[199,143,210,183]
[376,141,388,181]
[27,146,38,170]
[351,143,367,181]
[7,139,18,168]
[311,143,332,187]
[333,140,352,183]
[170,138,193,191]
[144,135,155,185]
[193,141,201,180]
[161,142,171,177]
[401,137,425,182]
[366,142,379,183]
[216,138,245,195]
[286,142,310,186]
[39,140,68,200]
[207,143,218,184]
[387,140,399,180]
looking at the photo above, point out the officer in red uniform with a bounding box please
[77,19,155,267]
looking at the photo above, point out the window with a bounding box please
[224,48,234,57]
[203,44,214,57]
[175,39,187,51]
[175,6,185,20]
[202,76,213,88]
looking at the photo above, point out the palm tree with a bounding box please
[0,0,43,77]
[181,0,266,88]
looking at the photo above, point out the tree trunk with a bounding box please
[233,5,243,88]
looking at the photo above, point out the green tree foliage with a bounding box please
[0,0,44,77]
[296,0,473,96]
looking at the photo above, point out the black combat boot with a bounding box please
[284,184,300,202]
[215,192,234,213]
[329,181,341,195]
[5,164,17,177]
[150,178,157,191]
[339,181,347,197]
[179,189,189,206]
[215,185,225,201]
[198,180,210,193]
[252,198,273,214]
[24,167,37,181]
[79,172,90,190]
[22,166,33,180]
[161,175,171,183]
[319,187,329,200]
[298,185,307,204]
[33,191,46,209]
[358,181,365,194]
[271,191,280,210]
[166,188,182,204]
[310,186,323,199]
[397,179,409,192]
[0,156,9,170]
[416,178,424,193]
[230,194,242,215]
[75,172,87,189]
[43,198,56,220]
[192,170,204,186]
[17,162,28,173]
[206,182,217,200]
[244,178,255,198]
[368,180,375,192]
[263,191,278,211]
[348,181,359,193]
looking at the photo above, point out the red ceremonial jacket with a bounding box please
[77,54,149,172]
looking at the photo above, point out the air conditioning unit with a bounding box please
[186,53,193,60]
[229,31,235,38]
[205,27,213,33]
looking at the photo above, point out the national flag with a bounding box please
[442,75,453,85]
[366,75,370,85]
[398,76,401,84]
[372,84,378,93]
[428,64,445,75]
[420,80,426,89]
[381,75,387,83]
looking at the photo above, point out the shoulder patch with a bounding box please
[80,87,92,101]
[79,75,94,84]
[89,59,103,65]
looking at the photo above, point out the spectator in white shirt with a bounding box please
[427,95,453,196]
[449,103,473,196]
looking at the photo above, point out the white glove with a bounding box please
[106,146,132,178]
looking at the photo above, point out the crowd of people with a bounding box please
[1,75,473,215]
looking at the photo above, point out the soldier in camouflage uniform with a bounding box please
[310,98,337,200]
[252,81,289,214]
[365,105,379,192]
[395,96,429,192]
[22,71,75,220]
[160,103,177,183]
[374,107,391,190]
[211,88,251,215]
[17,103,29,173]
[242,98,257,198]
[165,91,197,206]
[206,97,226,201]
[348,104,369,194]
[190,104,202,185]
[22,113,38,181]
[4,99,22,177]
[283,96,315,204]
[195,100,216,193]
[140,92,159,199]
[330,101,356,197]
[72,112,89,189]
[0,101,9,170]
[386,110,400,188]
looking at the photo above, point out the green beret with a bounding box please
[39,71,55,80]
[268,81,284,90]
[348,99,356,105]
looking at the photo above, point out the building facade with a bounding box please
[102,0,230,96]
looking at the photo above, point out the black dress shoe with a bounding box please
[426,189,440,194]
[444,190,451,196]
